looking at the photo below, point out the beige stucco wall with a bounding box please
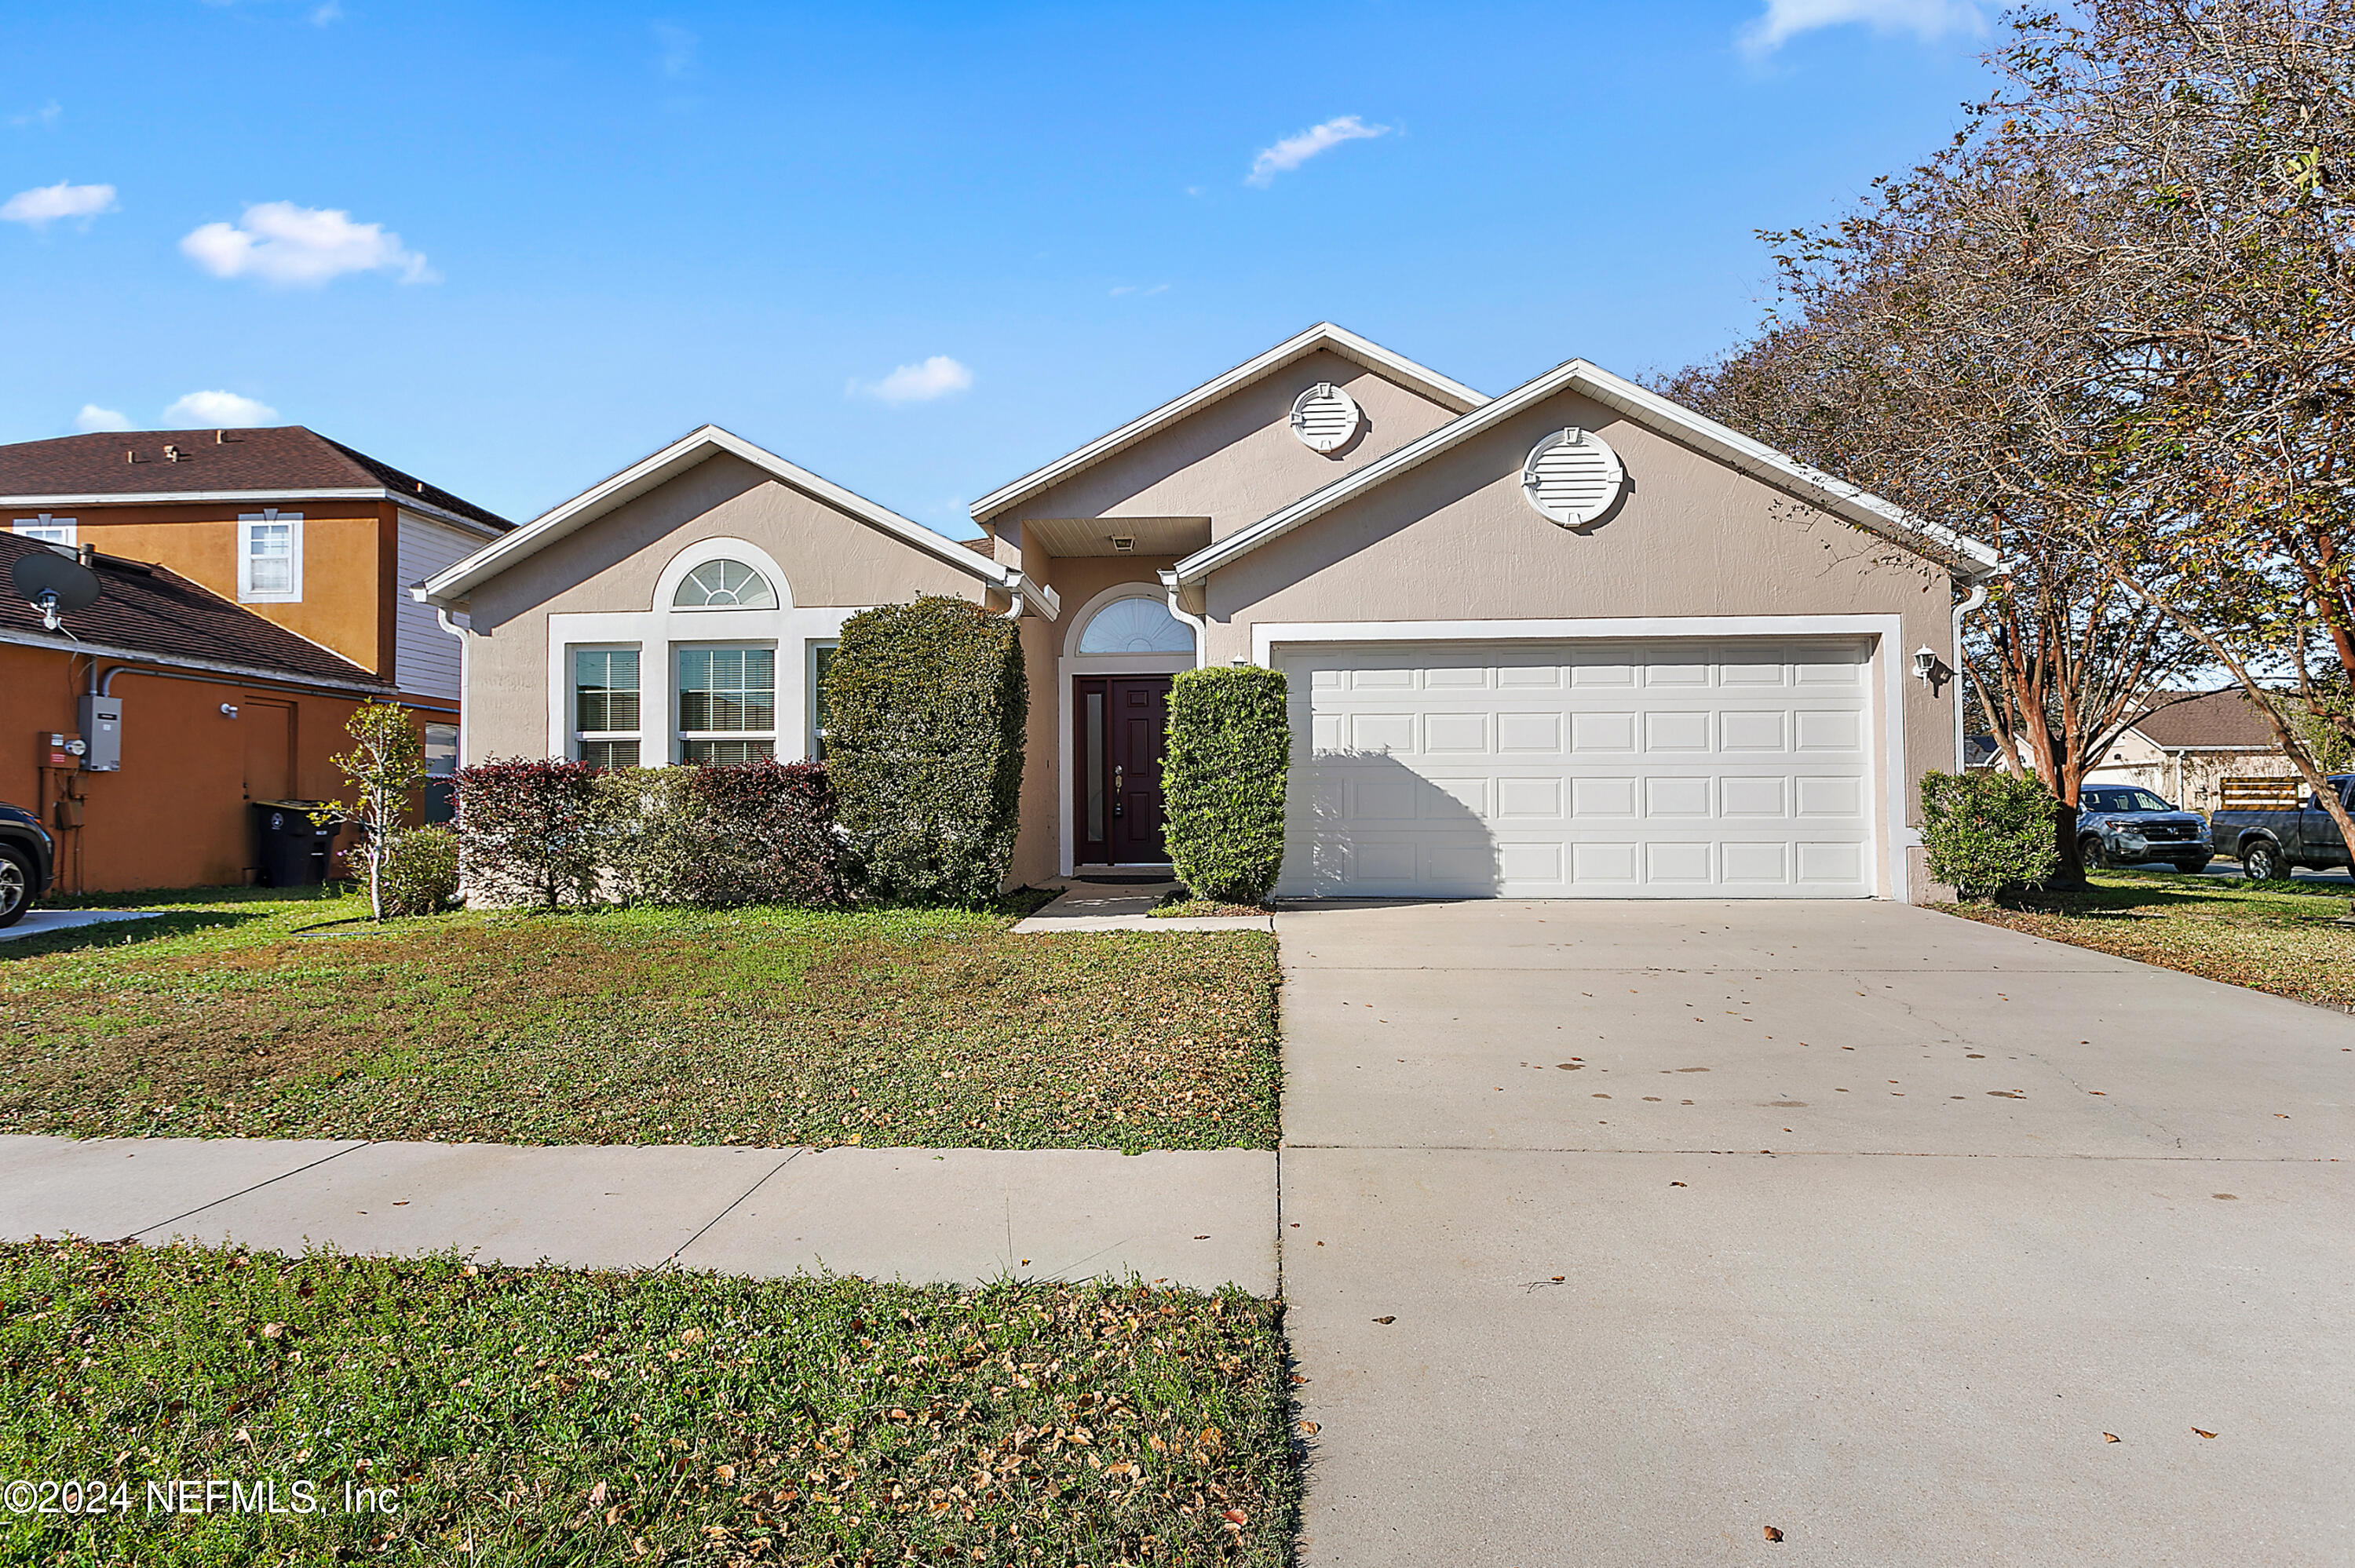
[1000,350,1466,544]
[1190,385,1959,900]
[458,451,988,763]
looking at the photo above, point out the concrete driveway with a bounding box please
[1276,899,2354,1567]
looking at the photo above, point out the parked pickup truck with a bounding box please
[2076,786,2214,873]
[2211,775,2353,882]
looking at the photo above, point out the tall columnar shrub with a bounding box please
[612,759,839,907]
[451,758,617,909]
[1921,768,2061,900]
[1163,665,1291,904]
[823,596,1028,906]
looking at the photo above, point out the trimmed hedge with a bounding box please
[1921,768,2060,900]
[451,758,616,909]
[824,596,1028,907]
[1163,665,1291,905]
[611,759,838,907]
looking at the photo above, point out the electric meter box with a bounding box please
[77,696,122,771]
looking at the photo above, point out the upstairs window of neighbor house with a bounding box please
[238,510,302,603]
[677,646,775,764]
[10,514,75,546]
[573,647,641,768]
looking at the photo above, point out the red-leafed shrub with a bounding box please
[451,758,618,909]
[615,759,840,907]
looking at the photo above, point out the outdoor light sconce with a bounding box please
[220,703,240,718]
[1912,645,1954,696]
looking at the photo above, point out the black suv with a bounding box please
[0,801,56,928]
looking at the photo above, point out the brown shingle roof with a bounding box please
[0,426,512,532]
[2133,688,2276,749]
[0,532,389,690]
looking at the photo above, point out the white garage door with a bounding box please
[1276,639,1879,899]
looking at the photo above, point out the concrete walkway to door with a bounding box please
[1276,899,2355,1567]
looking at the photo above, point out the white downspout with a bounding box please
[1158,568,1209,669]
[436,607,469,766]
[1952,579,1990,771]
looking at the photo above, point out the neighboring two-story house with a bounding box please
[0,426,511,890]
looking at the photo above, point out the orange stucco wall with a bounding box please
[46,501,396,678]
[0,642,390,893]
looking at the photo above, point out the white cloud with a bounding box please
[9,101,62,129]
[850,356,974,405]
[1740,0,1984,55]
[1,181,118,228]
[180,201,435,286]
[310,1,343,23]
[1247,115,1389,187]
[74,404,132,433]
[1109,283,1170,297]
[653,22,697,78]
[163,390,278,428]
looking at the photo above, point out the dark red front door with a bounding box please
[1075,675,1172,864]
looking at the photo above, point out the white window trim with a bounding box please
[10,513,75,546]
[569,643,644,766]
[675,640,780,763]
[237,510,304,603]
[1244,614,1908,900]
[807,640,838,760]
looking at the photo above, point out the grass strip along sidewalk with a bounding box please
[0,1238,1298,1566]
[1944,869,2355,1009]
[0,890,1280,1153]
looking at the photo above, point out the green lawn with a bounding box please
[1944,868,2355,1008]
[0,1238,1298,1567]
[0,888,1280,1152]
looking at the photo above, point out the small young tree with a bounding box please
[314,702,425,921]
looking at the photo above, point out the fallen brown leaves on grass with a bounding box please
[0,1238,1298,1566]
[1944,873,2355,1009]
[0,901,1280,1151]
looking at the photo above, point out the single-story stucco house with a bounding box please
[417,323,1997,902]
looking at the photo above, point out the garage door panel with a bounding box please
[1280,638,1876,899]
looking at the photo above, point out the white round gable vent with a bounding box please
[1290,382,1363,452]
[1521,427,1626,528]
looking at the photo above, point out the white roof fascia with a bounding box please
[419,425,1012,607]
[0,627,389,696]
[1169,359,2002,586]
[968,323,1488,524]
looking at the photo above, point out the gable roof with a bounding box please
[418,425,1013,607]
[0,425,512,535]
[0,532,389,691]
[969,323,1488,525]
[2130,689,2276,749]
[1165,357,2003,585]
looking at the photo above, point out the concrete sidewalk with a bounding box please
[1013,879,1273,933]
[1276,899,2355,1568]
[0,1136,1275,1293]
[0,908,166,943]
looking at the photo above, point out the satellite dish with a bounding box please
[12,546,100,632]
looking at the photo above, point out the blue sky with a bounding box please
[2,0,1999,534]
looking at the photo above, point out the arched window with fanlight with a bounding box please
[1076,594,1195,655]
[673,559,779,609]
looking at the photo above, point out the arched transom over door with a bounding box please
[1076,594,1195,655]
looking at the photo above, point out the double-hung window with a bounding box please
[238,510,302,602]
[677,646,775,763]
[10,514,75,546]
[573,647,642,768]
[808,642,837,760]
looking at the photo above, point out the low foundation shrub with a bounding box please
[1164,665,1290,904]
[378,823,460,916]
[451,758,616,908]
[1922,768,2061,899]
[613,759,839,907]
